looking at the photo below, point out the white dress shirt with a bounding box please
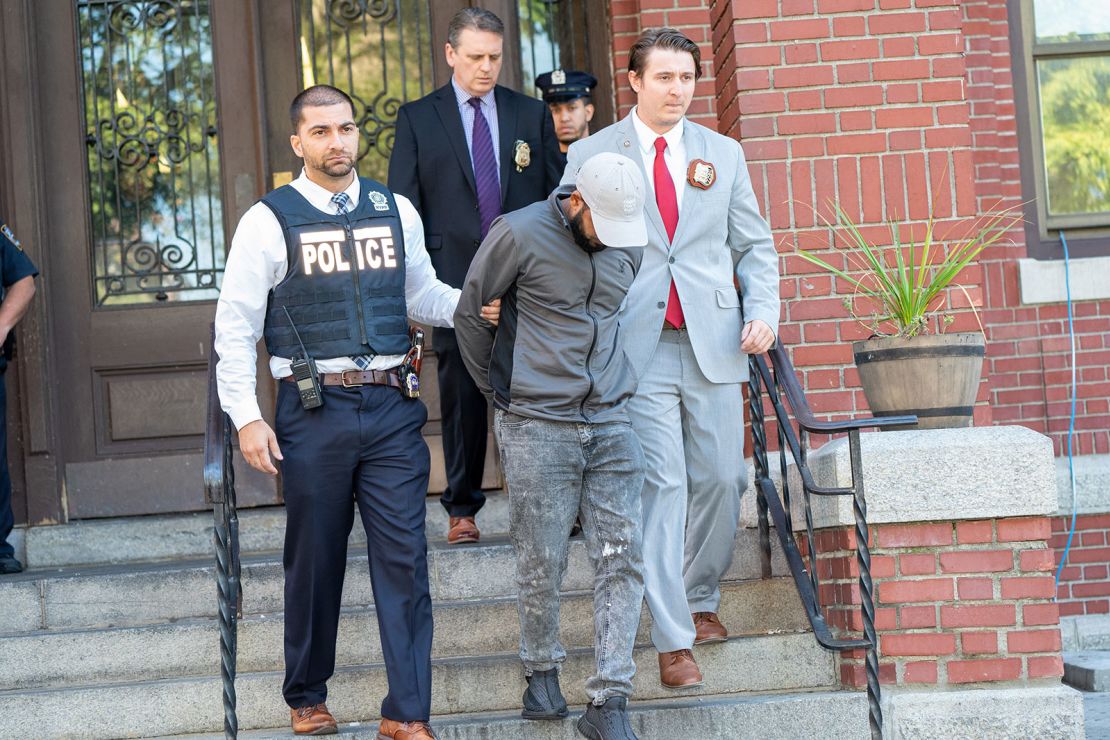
[452,79,501,182]
[214,170,460,430]
[631,106,686,211]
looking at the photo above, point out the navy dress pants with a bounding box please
[275,380,433,722]
[433,328,487,517]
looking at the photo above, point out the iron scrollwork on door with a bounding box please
[78,0,224,306]
[297,0,434,181]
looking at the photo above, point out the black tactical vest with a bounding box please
[261,178,410,360]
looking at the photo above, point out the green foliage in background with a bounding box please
[1039,55,1110,216]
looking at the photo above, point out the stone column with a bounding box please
[782,425,1084,737]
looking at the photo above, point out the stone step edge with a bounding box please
[18,495,513,569]
[13,530,652,585]
[0,632,825,699]
[159,688,864,739]
[0,575,800,640]
[1063,650,1110,692]
[12,533,517,581]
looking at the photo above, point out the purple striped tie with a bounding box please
[468,97,501,238]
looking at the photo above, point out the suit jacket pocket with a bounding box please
[715,286,741,309]
[427,234,442,251]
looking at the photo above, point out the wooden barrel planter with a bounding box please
[853,332,986,430]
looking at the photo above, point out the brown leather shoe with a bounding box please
[658,648,704,688]
[290,703,337,735]
[377,717,438,739]
[693,611,728,644]
[447,516,480,544]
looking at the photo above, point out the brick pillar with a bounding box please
[1052,513,1110,617]
[781,425,1083,734]
[809,517,1063,688]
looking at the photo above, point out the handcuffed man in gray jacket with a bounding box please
[454,153,648,740]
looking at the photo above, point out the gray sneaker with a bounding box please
[576,697,637,740]
[521,668,568,720]
[0,555,23,574]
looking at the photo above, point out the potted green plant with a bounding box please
[796,203,1020,429]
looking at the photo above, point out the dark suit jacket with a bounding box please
[388,83,563,288]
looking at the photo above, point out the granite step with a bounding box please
[1,576,806,691]
[0,529,790,635]
[0,633,838,739]
[1064,651,1110,692]
[20,493,512,569]
[160,690,869,740]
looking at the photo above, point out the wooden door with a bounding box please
[33,0,276,517]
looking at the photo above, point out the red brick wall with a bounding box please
[961,0,1110,456]
[1053,513,1110,617]
[608,1,718,124]
[708,0,989,422]
[606,1,1110,455]
[808,517,1063,687]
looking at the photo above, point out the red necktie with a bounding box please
[654,136,684,329]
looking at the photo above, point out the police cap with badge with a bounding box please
[535,69,597,104]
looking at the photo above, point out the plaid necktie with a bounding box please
[331,191,375,369]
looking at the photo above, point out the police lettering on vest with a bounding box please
[261,178,411,361]
[298,226,399,275]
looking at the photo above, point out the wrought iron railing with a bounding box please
[747,343,916,740]
[203,325,242,740]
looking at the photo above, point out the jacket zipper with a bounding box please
[580,252,598,421]
[341,215,370,346]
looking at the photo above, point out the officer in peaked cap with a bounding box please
[535,69,597,167]
[0,215,38,575]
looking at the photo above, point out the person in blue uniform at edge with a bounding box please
[215,85,498,739]
[0,216,38,575]
[535,69,597,170]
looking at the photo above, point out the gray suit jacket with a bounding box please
[562,113,780,383]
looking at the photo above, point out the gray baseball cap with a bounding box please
[574,152,648,248]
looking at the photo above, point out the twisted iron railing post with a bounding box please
[748,356,773,579]
[205,325,241,739]
[850,429,882,740]
[743,340,911,740]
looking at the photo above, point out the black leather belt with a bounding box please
[282,369,402,390]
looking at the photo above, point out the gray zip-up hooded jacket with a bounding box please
[454,186,642,423]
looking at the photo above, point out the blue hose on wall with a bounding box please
[1054,232,1078,591]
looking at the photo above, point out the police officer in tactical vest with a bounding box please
[215,85,495,739]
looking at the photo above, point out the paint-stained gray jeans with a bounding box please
[494,410,646,703]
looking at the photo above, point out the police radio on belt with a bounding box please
[283,306,323,409]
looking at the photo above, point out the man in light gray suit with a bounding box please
[561,27,780,688]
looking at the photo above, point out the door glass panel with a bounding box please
[1033,0,1110,44]
[297,0,434,181]
[1036,54,1110,217]
[78,0,224,306]
[518,0,595,98]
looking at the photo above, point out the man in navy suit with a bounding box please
[389,7,561,544]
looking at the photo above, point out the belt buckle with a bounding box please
[340,369,360,388]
